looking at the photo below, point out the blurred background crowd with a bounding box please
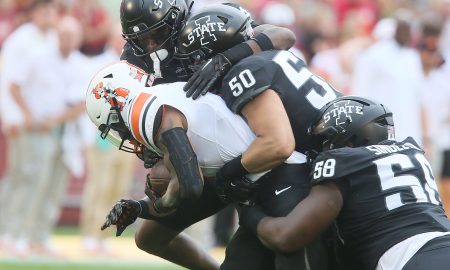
[0,0,450,260]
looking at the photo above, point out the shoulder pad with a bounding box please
[402,137,424,153]
[126,92,163,156]
[220,53,279,113]
[310,147,373,185]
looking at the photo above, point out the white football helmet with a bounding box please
[85,61,150,152]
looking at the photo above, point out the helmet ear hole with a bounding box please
[218,16,228,23]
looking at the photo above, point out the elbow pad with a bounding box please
[161,127,203,201]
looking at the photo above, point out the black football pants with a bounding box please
[221,163,329,270]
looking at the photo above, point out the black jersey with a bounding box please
[311,137,450,270]
[120,2,257,86]
[219,50,343,153]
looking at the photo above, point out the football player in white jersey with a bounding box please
[85,61,313,270]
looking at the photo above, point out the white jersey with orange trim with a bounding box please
[122,82,258,178]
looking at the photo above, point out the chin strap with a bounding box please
[150,52,163,78]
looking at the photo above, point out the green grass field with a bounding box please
[0,226,186,270]
[0,261,185,270]
[0,226,219,270]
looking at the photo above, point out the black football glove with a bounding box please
[215,172,259,205]
[101,199,142,237]
[183,53,232,100]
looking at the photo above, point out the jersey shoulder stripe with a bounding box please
[129,92,153,146]
[141,96,157,146]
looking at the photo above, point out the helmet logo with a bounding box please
[129,68,145,82]
[91,82,130,111]
[154,0,175,9]
[154,0,163,9]
[323,101,363,125]
[184,16,226,47]
[92,82,104,100]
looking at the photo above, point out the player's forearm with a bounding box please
[160,127,204,203]
[257,213,320,254]
[253,24,296,51]
[221,26,296,66]
[240,90,295,173]
[257,217,293,253]
[240,205,299,253]
[242,136,292,172]
[157,232,220,270]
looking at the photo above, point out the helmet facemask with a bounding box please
[123,6,186,62]
[99,94,144,155]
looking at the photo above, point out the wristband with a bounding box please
[221,43,253,65]
[253,32,274,51]
[240,206,266,235]
[221,155,249,179]
[138,200,152,219]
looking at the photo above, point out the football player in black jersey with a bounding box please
[239,96,450,270]
[120,0,295,91]
[200,49,342,270]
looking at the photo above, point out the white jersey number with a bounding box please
[373,153,440,211]
[313,159,336,179]
[273,51,338,109]
[229,69,256,97]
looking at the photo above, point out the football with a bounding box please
[147,159,171,195]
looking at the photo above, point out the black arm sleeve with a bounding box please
[160,127,203,202]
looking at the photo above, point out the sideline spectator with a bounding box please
[79,23,136,256]
[18,15,87,256]
[422,60,450,215]
[352,14,428,147]
[0,0,58,256]
[0,0,20,48]
[70,0,110,56]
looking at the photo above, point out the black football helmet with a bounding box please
[120,0,188,62]
[309,96,395,150]
[175,3,254,61]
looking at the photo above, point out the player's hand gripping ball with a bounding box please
[145,159,171,196]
